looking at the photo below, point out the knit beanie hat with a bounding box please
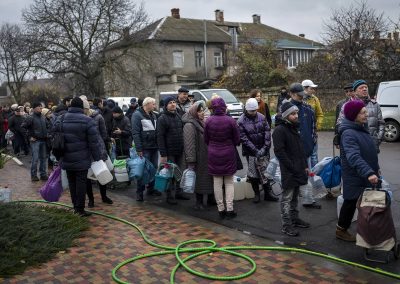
[163,96,176,107]
[245,98,258,111]
[352,79,367,91]
[70,97,84,109]
[106,99,116,109]
[344,100,365,121]
[112,106,123,114]
[281,101,299,119]
[32,102,42,109]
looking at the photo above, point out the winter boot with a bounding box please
[336,225,356,242]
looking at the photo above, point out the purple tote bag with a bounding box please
[40,166,63,202]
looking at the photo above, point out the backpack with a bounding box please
[318,156,341,188]
[51,115,65,160]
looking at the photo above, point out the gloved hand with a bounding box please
[256,148,265,158]
[187,163,196,170]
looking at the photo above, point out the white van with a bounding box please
[376,80,400,142]
[107,96,138,114]
[189,89,244,119]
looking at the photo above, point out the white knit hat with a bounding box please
[245,98,258,111]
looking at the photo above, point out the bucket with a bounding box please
[114,167,128,174]
[91,160,113,185]
[154,175,170,192]
[115,172,129,182]
[337,195,358,222]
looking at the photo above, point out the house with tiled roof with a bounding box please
[103,8,324,98]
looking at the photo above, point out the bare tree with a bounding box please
[23,0,148,98]
[0,24,35,103]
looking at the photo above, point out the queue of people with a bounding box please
[0,79,383,240]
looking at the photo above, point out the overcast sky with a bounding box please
[0,0,399,42]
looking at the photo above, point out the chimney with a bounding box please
[252,14,261,24]
[299,33,305,38]
[215,9,224,23]
[374,30,380,40]
[171,8,180,19]
[123,27,130,40]
[352,29,360,41]
[394,32,399,41]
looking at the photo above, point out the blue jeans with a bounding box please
[281,186,300,228]
[137,149,158,194]
[310,142,318,168]
[31,140,47,178]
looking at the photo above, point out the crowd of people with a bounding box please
[0,79,384,238]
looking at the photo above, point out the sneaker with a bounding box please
[293,218,310,228]
[336,226,356,242]
[31,176,40,182]
[226,210,237,219]
[74,210,92,217]
[282,226,299,237]
[40,175,48,181]
[147,189,162,196]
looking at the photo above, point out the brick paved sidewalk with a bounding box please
[0,160,395,284]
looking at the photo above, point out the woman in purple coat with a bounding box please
[204,97,240,218]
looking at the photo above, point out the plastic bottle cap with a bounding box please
[309,172,315,177]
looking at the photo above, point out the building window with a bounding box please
[214,52,223,67]
[173,51,184,68]
[195,51,203,67]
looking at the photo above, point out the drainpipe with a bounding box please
[203,20,208,78]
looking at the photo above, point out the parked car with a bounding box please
[376,80,400,142]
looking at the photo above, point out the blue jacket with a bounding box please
[59,107,101,171]
[237,112,271,157]
[291,99,316,158]
[339,119,380,200]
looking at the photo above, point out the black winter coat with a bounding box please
[90,110,108,161]
[58,107,101,170]
[156,110,183,157]
[22,112,49,140]
[132,107,157,152]
[8,115,26,136]
[339,119,380,200]
[111,115,132,157]
[272,116,308,189]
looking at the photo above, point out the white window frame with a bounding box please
[214,51,223,67]
[195,50,203,67]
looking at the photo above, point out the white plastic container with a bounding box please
[91,160,113,185]
[115,172,129,182]
[87,168,97,181]
[105,156,114,171]
[0,188,12,203]
[61,170,69,189]
[233,176,245,201]
[114,167,128,174]
[337,195,358,222]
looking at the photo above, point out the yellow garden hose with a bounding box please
[16,200,400,283]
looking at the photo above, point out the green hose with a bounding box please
[16,200,400,283]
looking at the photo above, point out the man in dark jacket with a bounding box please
[22,102,50,181]
[125,98,138,121]
[56,97,101,217]
[111,106,132,157]
[157,96,189,204]
[132,97,160,201]
[272,102,310,237]
[8,106,29,156]
[176,87,191,117]
[276,86,290,113]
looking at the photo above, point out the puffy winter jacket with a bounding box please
[58,107,101,170]
[237,112,271,157]
[339,118,380,200]
[132,107,157,152]
[90,110,108,161]
[304,94,324,130]
[156,110,183,157]
[22,112,49,140]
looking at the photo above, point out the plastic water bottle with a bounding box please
[381,177,392,200]
[266,158,279,179]
[309,172,326,199]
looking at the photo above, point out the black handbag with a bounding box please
[235,147,243,170]
[51,115,65,159]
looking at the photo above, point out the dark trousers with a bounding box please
[280,186,300,228]
[86,179,108,201]
[66,170,88,212]
[13,132,29,155]
[137,149,158,194]
[338,198,358,229]
[166,154,184,198]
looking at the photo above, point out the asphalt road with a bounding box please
[113,131,400,274]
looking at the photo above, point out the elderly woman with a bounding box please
[204,97,240,218]
[337,100,380,242]
[238,98,277,203]
[182,101,214,210]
